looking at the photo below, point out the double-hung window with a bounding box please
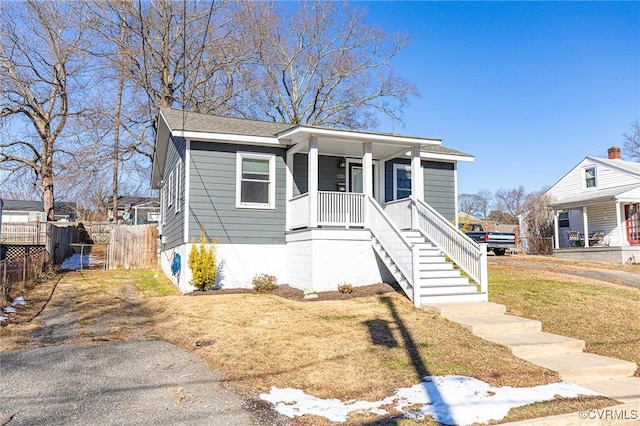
[393,164,412,200]
[585,167,597,188]
[236,152,275,209]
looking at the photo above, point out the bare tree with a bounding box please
[494,186,527,218]
[238,1,418,129]
[521,191,554,254]
[0,1,93,220]
[623,119,640,160]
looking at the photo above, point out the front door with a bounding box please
[348,162,376,197]
[625,203,640,245]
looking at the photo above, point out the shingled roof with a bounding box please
[160,108,296,138]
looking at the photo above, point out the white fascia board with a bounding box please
[420,152,475,162]
[277,126,442,146]
[178,131,282,146]
[151,110,172,188]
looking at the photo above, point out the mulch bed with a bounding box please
[185,283,400,302]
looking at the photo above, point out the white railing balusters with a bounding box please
[411,197,487,293]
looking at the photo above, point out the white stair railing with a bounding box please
[366,195,417,304]
[412,197,488,294]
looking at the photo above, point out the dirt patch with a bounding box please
[185,283,398,302]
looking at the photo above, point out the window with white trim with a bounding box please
[585,167,597,188]
[236,152,275,209]
[167,171,174,207]
[558,211,569,228]
[161,184,167,225]
[393,164,412,200]
[175,159,181,213]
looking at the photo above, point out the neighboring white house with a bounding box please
[0,200,77,223]
[152,108,489,306]
[546,146,640,263]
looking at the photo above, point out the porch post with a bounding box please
[362,142,373,197]
[308,137,319,228]
[616,202,624,245]
[553,210,559,249]
[411,146,424,202]
[285,150,294,230]
[582,206,589,248]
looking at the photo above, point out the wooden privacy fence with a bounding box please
[46,223,75,264]
[0,222,47,244]
[108,224,157,269]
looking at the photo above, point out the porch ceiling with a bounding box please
[549,183,640,209]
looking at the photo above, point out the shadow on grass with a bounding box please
[361,296,451,425]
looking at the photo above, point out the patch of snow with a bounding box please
[60,253,90,271]
[260,375,600,425]
[11,296,26,306]
[3,306,17,314]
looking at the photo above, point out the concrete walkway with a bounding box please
[425,302,640,404]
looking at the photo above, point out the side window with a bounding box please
[175,159,182,213]
[585,167,597,188]
[393,164,411,200]
[558,211,569,228]
[236,152,276,209]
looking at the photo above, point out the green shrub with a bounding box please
[338,282,353,294]
[252,274,277,292]
[188,231,217,291]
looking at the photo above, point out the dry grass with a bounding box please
[142,292,561,403]
[489,256,640,375]
[1,261,624,425]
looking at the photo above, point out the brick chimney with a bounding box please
[608,146,621,159]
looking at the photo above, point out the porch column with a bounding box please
[308,137,319,228]
[616,201,624,245]
[285,150,294,230]
[362,142,373,197]
[553,210,559,249]
[582,206,589,248]
[411,146,424,201]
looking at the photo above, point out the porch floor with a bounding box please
[553,246,640,264]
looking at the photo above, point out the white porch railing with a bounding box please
[367,196,417,304]
[412,197,487,293]
[318,192,366,227]
[383,198,412,230]
[288,193,310,230]
[288,191,366,229]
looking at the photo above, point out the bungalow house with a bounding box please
[152,108,489,306]
[1,200,76,223]
[106,196,160,224]
[546,146,640,263]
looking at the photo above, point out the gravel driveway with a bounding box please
[0,274,291,426]
[0,340,290,426]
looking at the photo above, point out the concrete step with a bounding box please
[571,377,640,404]
[424,301,506,318]
[526,353,638,381]
[482,332,585,358]
[448,314,542,336]
[421,292,488,304]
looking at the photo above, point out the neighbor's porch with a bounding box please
[550,193,640,263]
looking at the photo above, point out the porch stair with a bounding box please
[372,230,487,304]
[425,302,640,404]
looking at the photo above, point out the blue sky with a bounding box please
[362,1,640,196]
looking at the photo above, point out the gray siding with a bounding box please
[189,142,286,244]
[293,154,345,195]
[163,136,186,249]
[385,159,456,221]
